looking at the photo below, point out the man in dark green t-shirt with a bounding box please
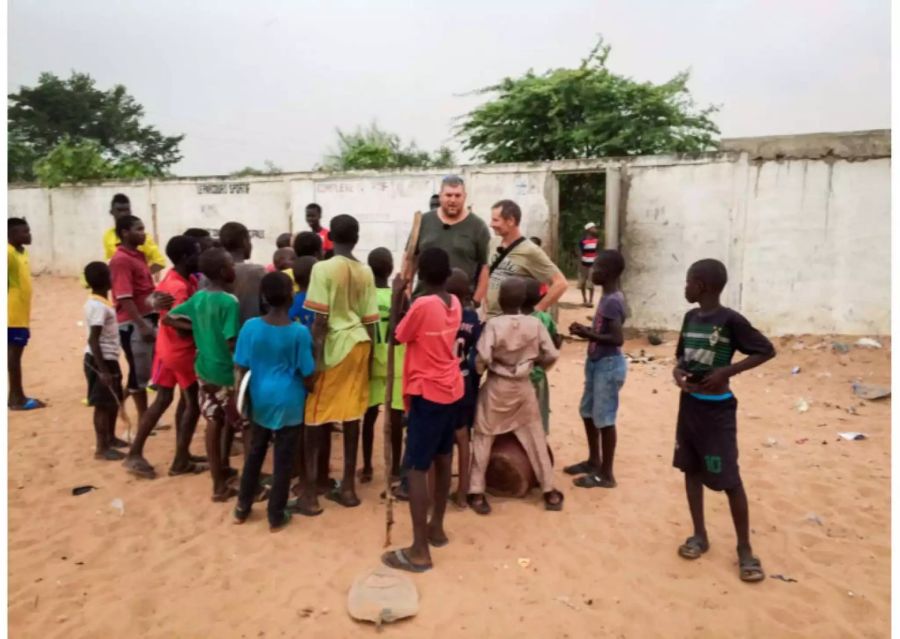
[411,175,491,302]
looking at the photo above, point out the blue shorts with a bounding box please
[579,354,627,428]
[8,327,30,347]
[403,395,458,471]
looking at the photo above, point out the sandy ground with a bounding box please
[7,276,891,638]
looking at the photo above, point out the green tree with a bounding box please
[229,160,282,177]
[8,71,184,183]
[458,38,719,162]
[321,122,455,171]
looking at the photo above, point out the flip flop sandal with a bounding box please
[10,398,45,411]
[678,536,710,560]
[122,458,156,478]
[467,494,492,515]
[233,505,250,524]
[544,489,565,511]
[739,556,765,582]
[288,498,324,517]
[211,486,239,503]
[325,487,361,508]
[563,460,597,476]
[381,548,432,573]
[97,449,127,462]
[573,474,617,489]
[315,478,339,495]
[254,485,271,503]
[168,461,209,476]
[269,510,292,532]
[428,535,450,548]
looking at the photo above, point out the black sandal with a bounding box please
[467,493,491,515]
[678,536,710,559]
[544,489,564,511]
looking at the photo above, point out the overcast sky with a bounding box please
[8,0,891,176]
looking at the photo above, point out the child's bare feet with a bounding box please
[358,467,374,483]
[326,486,361,508]
[110,436,130,449]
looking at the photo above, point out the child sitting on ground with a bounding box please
[445,268,482,509]
[233,272,315,532]
[381,247,462,573]
[166,247,243,502]
[360,248,405,485]
[467,277,563,515]
[671,258,775,583]
[83,261,127,460]
[522,278,562,434]
[566,250,627,488]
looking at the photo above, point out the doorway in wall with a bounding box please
[555,172,606,278]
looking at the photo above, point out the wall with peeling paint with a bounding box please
[8,131,890,335]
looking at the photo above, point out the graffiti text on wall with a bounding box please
[197,183,251,195]
[202,228,265,239]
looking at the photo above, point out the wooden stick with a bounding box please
[383,210,422,547]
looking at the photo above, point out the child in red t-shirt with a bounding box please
[123,236,206,479]
[382,247,463,574]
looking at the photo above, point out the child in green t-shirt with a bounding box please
[359,248,405,484]
[165,247,242,502]
[523,279,563,433]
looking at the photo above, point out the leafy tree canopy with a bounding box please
[9,71,184,184]
[458,38,720,162]
[321,122,454,171]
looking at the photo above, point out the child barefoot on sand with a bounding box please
[360,248,405,485]
[382,247,462,573]
[165,248,243,501]
[467,277,563,515]
[445,268,481,509]
[671,259,775,583]
[82,262,126,460]
[566,249,627,488]
[233,272,315,531]
[522,278,562,434]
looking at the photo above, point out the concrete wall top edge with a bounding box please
[720,129,891,161]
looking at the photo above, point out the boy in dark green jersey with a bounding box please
[672,259,775,583]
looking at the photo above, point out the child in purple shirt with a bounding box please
[566,250,627,489]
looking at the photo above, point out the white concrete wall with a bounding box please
[620,155,891,335]
[8,150,890,335]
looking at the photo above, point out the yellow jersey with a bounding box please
[8,244,32,328]
[102,228,166,269]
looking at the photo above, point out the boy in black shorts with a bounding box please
[83,262,127,460]
[672,259,775,583]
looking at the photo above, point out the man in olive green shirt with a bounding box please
[486,199,568,317]
[411,175,491,304]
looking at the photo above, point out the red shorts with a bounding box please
[151,353,197,390]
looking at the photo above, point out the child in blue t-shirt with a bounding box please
[289,256,317,328]
[233,271,315,531]
[446,268,482,509]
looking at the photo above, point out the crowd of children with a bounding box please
[5,188,778,583]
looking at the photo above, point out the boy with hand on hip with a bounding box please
[671,258,775,583]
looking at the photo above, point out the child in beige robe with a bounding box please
[467,277,564,514]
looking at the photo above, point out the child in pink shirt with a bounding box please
[382,247,462,574]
